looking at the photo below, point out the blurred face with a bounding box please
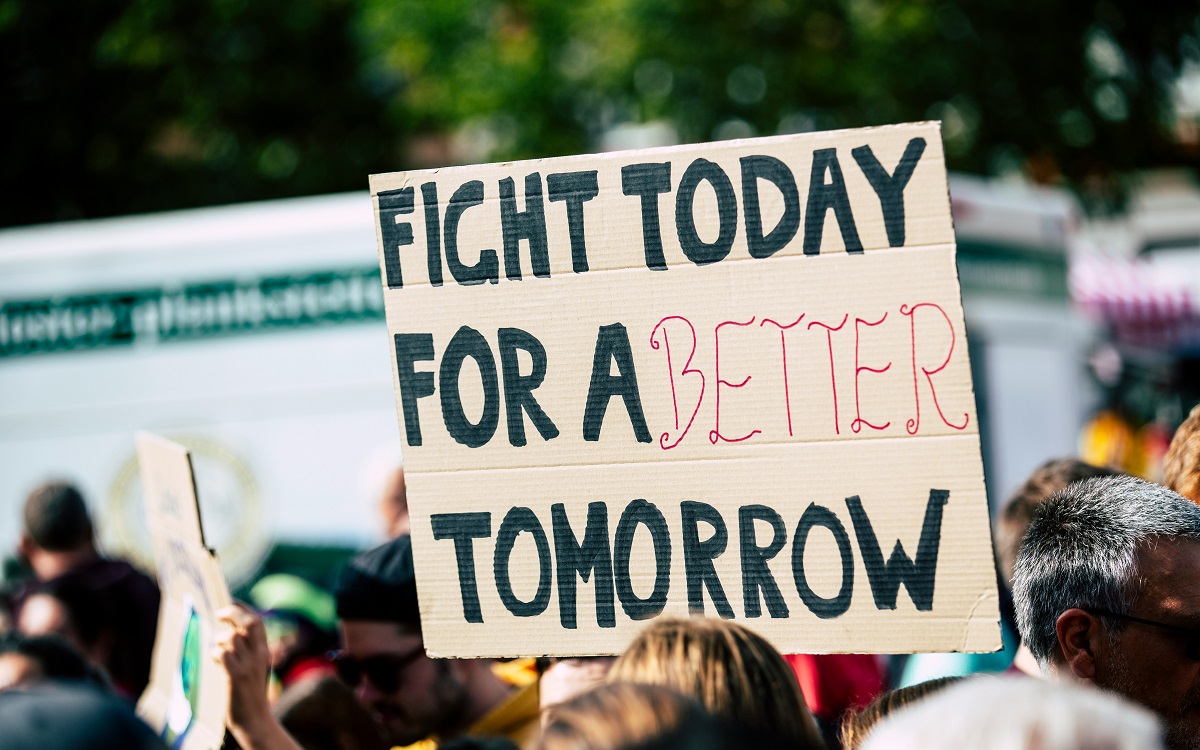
[339,620,468,747]
[1099,540,1200,750]
[379,469,409,538]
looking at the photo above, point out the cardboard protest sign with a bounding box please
[370,121,1000,657]
[136,432,232,750]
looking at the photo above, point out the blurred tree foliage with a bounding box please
[2,0,1198,227]
[0,0,393,226]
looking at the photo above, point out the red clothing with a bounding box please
[281,654,336,690]
[785,654,888,720]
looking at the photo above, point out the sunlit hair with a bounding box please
[859,676,1162,750]
[1012,475,1200,664]
[608,617,824,748]
[994,458,1120,586]
[1164,404,1200,504]
[538,682,708,750]
[840,676,963,749]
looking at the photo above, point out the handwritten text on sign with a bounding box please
[371,122,999,657]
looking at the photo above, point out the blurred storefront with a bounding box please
[1070,171,1200,481]
[0,193,396,590]
[948,174,1099,510]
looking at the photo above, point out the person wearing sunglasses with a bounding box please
[1012,474,1200,750]
[217,534,538,750]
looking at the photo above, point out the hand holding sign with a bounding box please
[213,605,303,750]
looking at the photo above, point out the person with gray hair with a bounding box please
[1011,475,1200,750]
[859,676,1164,750]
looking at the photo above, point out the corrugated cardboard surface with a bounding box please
[136,433,232,750]
[370,122,1000,657]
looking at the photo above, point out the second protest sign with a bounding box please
[370,121,1000,657]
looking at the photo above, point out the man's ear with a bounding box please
[1055,608,1102,681]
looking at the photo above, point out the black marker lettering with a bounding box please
[499,173,549,281]
[431,512,492,623]
[552,502,615,629]
[803,148,863,255]
[621,163,672,270]
[583,324,652,443]
[739,504,789,618]
[741,155,800,259]
[676,158,737,266]
[439,326,500,448]
[681,501,734,618]
[393,333,436,446]
[498,327,558,447]
[846,489,948,611]
[851,138,926,248]
[547,171,600,273]
[444,180,499,285]
[792,502,855,619]
[493,507,552,617]
[377,187,414,288]
[421,182,444,286]
[614,499,672,620]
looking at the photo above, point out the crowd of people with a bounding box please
[4,404,1200,749]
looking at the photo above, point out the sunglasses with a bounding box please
[329,647,426,693]
[1087,608,1200,660]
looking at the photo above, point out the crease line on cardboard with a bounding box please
[405,432,984,476]
[959,588,1002,654]
[376,242,961,291]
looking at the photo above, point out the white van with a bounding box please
[0,193,399,585]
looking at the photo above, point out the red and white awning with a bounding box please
[1070,252,1200,350]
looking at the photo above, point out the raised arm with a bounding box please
[213,605,304,750]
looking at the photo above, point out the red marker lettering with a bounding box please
[709,317,761,444]
[901,302,969,434]
[760,315,805,437]
[807,315,849,435]
[650,316,705,449]
[850,313,892,433]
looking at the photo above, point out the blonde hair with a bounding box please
[840,676,963,749]
[608,617,824,748]
[1164,404,1200,504]
[538,682,706,750]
